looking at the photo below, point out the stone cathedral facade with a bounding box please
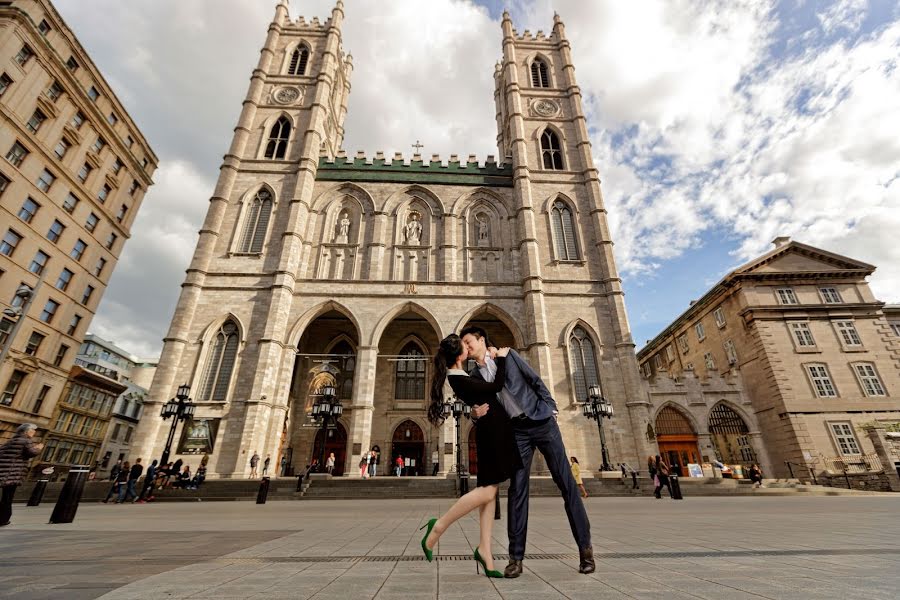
[132,0,656,478]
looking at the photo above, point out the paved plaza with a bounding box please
[1,495,899,599]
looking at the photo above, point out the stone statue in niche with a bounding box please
[476,213,490,247]
[335,211,350,244]
[404,211,423,245]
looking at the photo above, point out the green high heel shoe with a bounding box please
[473,546,504,578]
[419,518,438,562]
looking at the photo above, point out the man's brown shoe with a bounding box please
[578,547,595,574]
[504,559,523,578]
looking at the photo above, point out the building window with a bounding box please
[112,157,123,174]
[1,229,23,256]
[46,80,63,102]
[47,219,66,243]
[56,267,73,291]
[0,318,13,350]
[29,250,50,275]
[830,422,861,456]
[695,321,706,341]
[88,86,100,102]
[142,157,148,170]
[1,370,27,405]
[0,72,12,96]
[777,287,798,305]
[530,58,550,87]
[66,56,79,71]
[71,111,85,129]
[129,180,140,196]
[14,44,34,67]
[38,19,52,35]
[81,285,94,305]
[124,427,133,443]
[653,353,665,371]
[394,342,426,400]
[85,212,99,233]
[723,339,738,365]
[68,314,82,336]
[264,116,291,159]
[820,287,842,304]
[713,307,726,328]
[288,46,310,75]
[36,169,55,192]
[126,135,134,149]
[40,299,59,323]
[107,113,118,127]
[568,326,599,402]
[853,363,886,397]
[677,333,689,354]
[25,331,45,356]
[0,171,8,196]
[77,162,92,183]
[33,385,51,413]
[704,352,716,370]
[98,184,112,204]
[63,193,79,213]
[94,257,106,277]
[116,204,127,223]
[91,137,106,154]
[540,129,564,170]
[110,423,121,441]
[550,200,579,260]
[106,233,117,250]
[238,189,273,253]
[807,364,837,397]
[891,323,900,337]
[834,320,862,347]
[26,109,46,134]
[790,322,816,347]
[198,320,240,402]
[18,197,40,223]
[54,138,70,159]
[6,141,29,167]
[71,238,87,261]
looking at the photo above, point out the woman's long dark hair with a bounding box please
[428,334,464,425]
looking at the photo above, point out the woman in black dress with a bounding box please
[420,334,521,578]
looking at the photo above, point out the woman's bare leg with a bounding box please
[426,485,497,550]
[477,492,497,570]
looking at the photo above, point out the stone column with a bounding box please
[865,426,900,491]
[748,431,775,478]
[345,346,377,476]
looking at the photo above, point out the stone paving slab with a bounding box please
[1,496,899,599]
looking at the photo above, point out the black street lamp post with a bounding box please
[159,384,195,467]
[442,395,471,496]
[311,385,341,473]
[582,384,614,471]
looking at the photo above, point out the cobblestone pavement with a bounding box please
[1,496,899,599]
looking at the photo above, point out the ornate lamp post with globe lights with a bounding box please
[159,384,195,467]
[310,384,341,472]
[582,384,614,471]
[442,394,471,496]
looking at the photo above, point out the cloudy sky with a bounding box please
[54,0,900,357]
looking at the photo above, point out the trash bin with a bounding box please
[458,473,469,496]
[27,479,49,507]
[49,465,90,524]
[670,474,684,500]
[256,476,270,504]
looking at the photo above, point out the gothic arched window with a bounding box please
[264,116,291,160]
[238,189,273,253]
[199,320,240,402]
[531,58,550,88]
[289,46,310,76]
[395,342,426,400]
[551,200,579,260]
[541,129,563,170]
[569,326,599,402]
[331,340,355,400]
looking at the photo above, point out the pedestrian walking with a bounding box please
[118,458,143,503]
[262,454,271,476]
[105,461,129,503]
[368,450,377,478]
[280,454,288,476]
[571,457,588,498]
[655,455,673,498]
[359,456,368,478]
[137,459,158,502]
[648,455,660,498]
[325,452,335,474]
[620,463,627,483]
[249,451,259,478]
[431,447,439,476]
[108,459,123,482]
[0,423,43,526]
[395,455,403,477]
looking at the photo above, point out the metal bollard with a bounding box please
[458,472,469,496]
[631,471,639,489]
[494,491,501,520]
[27,479,49,506]
[256,476,270,504]
[49,465,90,524]
[670,474,684,500]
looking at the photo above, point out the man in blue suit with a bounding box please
[461,327,594,578]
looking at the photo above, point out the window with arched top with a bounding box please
[569,326,599,402]
[551,200,579,260]
[289,46,310,76]
[541,129,563,170]
[331,340,355,400]
[238,189,273,253]
[198,320,239,402]
[531,58,549,88]
[395,342,426,400]
[264,116,291,160]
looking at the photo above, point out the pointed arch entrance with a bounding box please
[391,419,424,476]
[709,403,756,466]
[312,421,347,476]
[654,406,700,477]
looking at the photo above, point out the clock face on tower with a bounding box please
[533,99,560,117]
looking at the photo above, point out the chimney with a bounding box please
[772,236,791,248]
[689,300,697,306]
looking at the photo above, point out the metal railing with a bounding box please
[823,453,882,474]
[784,461,817,485]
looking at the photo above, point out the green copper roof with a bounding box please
[316,156,514,187]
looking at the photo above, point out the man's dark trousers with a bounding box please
[507,417,591,559]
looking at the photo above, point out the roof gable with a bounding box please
[735,242,875,276]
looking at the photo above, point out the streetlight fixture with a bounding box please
[0,280,44,369]
[582,384,614,471]
[311,384,341,473]
[442,394,471,496]
[159,383,195,466]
